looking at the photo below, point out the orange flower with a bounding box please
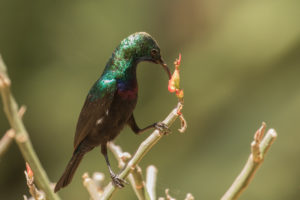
[168,54,184,100]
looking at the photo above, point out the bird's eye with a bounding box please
[151,49,158,57]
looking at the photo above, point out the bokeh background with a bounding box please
[1,0,300,199]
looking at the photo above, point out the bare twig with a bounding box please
[146,165,158,200]
[0,55,60,200]
[221,123,277,200]
[100,102,183,200]
[0,106,26,157]
[24,162,45,200]
[0,129,15,157]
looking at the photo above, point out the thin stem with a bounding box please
[146,165,158,200]
[100,103,183,200]
[128,166,146,200]
[0,55,60,200]
[221,124,277,200]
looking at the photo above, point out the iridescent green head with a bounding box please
[114,32,171,79]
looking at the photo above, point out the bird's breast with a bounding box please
[117,80,138,100]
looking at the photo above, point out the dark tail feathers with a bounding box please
[54,152,84,192]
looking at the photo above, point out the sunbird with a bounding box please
[54,32,171,192]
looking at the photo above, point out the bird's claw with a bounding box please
[111,174,127,188]
[155,122,171,135]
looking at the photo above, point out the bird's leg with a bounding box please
[101,144,127,188]
[127,114,171,135]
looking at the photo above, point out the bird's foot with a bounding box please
[111,173,127,188]
[155,122,171,135]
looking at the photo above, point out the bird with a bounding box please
[54,32,171,192]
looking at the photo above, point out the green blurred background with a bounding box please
[1,0,300,199]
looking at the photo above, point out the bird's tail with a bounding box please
[54,151,84,192]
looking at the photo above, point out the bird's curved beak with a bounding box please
[157,57,171,80]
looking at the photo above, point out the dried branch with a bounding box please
[221,123,277,200]
[0,55,60,200]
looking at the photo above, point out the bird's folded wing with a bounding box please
[73,78,117,150]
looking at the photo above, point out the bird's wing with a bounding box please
[73,78,117,150]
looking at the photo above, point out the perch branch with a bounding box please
[0,55,60,200]
[100,102,183,200]
[221,123,277,200]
